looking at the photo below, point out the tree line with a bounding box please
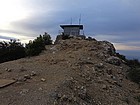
[116,53,140,84]
[0,32,52,63]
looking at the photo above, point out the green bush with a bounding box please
[116,53,140,84]
[128,67,140,83]
[126,59,140,67]
[0,39,26,63]
[0,33,52,63]
[26,35,45,56]
[43,32,52,45]
[127,59,140,84]
[116,53,126,61]
[26,33,52,56]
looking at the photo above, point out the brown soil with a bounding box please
[0,38,140,105]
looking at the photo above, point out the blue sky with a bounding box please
[0,0,140,58]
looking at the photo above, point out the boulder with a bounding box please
[106,56,122,66]
[101,41,116,55]
[54,35,63,44]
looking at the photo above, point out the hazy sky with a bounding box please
[0,0,140,51]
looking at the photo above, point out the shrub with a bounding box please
[127,59,140,84]
[116,53,126,61]
[0,39,26,63]
[116,53,140,84]
[0,33,52,63]
[43,32,52,45]
[126,59,140,67]
[26,35,45,56]
[26,33,52,56]
[128,67,140,84]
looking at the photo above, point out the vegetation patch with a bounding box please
[0,32,52,63]
[127,59,140,84]
[116,53,140,84]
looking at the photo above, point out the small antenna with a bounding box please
[79,14,81,25]
[70,17,73,25]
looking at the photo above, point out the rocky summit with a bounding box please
[0,37,140,105]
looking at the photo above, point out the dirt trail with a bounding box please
[0,38,140,105]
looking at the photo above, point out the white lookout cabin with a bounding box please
[60,25,83,36]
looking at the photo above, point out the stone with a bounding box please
[38,87,43,91]
[87,57,92,60]
[96,52,108,59]
[20,89,29,95]
[50,46,58,51]
[95,63,104,68]
[111,75,116,80]
[86,77,91,81]
[101,41,116,55]
[78,60,94,65]
[5,68,8,71]
[106,56,121,66]
[30,71,37,76]
[73,97,77,102]
[89,47,97,51]
[102,84,108,90]
[17,77,27,82]
[41,78,46,82]
[61,95,68,101]
[0,79,16,88]
[97,79,104,83]
[24,74,31,79]
[5,68,12,72]
[107,69,112,75]
[92,67,96,73]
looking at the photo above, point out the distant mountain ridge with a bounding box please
[117,50,140,61]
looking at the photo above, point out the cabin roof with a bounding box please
[60,25,83,29]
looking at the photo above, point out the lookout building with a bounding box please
[60,25,83,36]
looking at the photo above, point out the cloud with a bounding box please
[0,35,15,40]
[10,0,140,36]
[0,0,139,51]
[114,43,140,51]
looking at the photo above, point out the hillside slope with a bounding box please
[0,38,140,105]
